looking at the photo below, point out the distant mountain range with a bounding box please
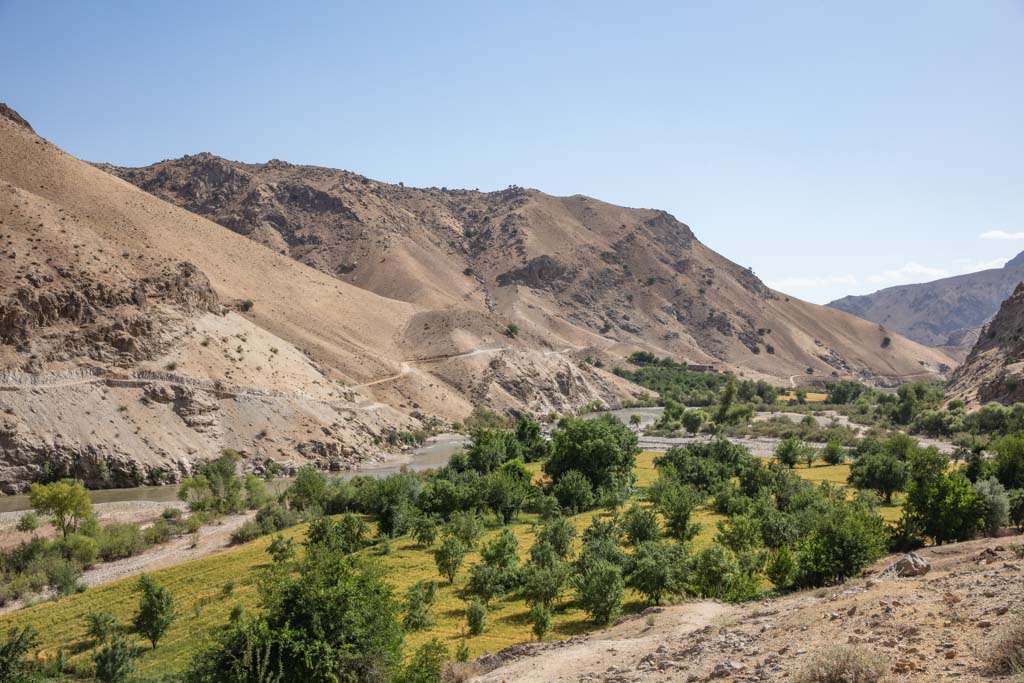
[827,253,1024,352]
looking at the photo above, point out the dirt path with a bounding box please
[0,512,254,615]
[352,346,515,389]
[471,601,732,682]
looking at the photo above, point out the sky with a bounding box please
[2,1,1022,304]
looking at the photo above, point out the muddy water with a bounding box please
[0,433,470,514]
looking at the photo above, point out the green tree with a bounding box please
[486,460,532,524]
[1008,488,1024,531]
[552,469,596,513]
[903,449,986,545]
[657,483,702,541]
[93,634,138,683]
[530,604,552,641]
[536,517,576,560]
[544,415,639,494]
[133,574,175,649]
[774,436,807,469]
[434,536,466,584]
[395,638,448,683]
[681,409,706,435]
[286,466,328,511]
[793,497,888,587]
[620,504,661,546]
[974,477,1010,536]
[413,515,439,547]
[184,552,403,683]
[466,429,524,474]
[626,541,683,605]
[848,453,909,504]
[0,625,40,683]
[402,580,437,632]
[15,511,38,534]
[573,560,624,625]
[820,440,846,466]
[991,434,1024,490]
[28,479,92,538]
[467,599,487,635]
[267,535,296,564]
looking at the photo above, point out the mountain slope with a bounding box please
[947,282,1024,406]
[105,155,956,386]
[827,255,1024,351]
[0,107,634,492]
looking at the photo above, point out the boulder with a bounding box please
[885,552,931,577]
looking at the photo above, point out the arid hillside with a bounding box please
[828,254,1024,353]
[947,282,1024,407]
[470,535,1024,682]
[0,107,631,491]
[105,154,956,386]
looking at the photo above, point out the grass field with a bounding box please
[778,390,829,403]
[0,453,888,678]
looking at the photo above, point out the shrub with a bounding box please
[48,558,85,597]
[0,625,40,682]
[143,519,172,545]
[573,560,624,625]
[15,511,38,533]
[255,501,300,535]
[975,477,1010,536]
[626,541,683,605]
[395,638,448,683]
[413,516,438,547]
[794,645,888,683]
[690,544,759,602]
[794,498,888,587]
[530,604,552,641]
[229,520,263,545]
[93,634,138,683]
[536,516,576,560]
[60,533,99,568]
[85,611,120,643]
[95,523,143,561]
[504,323,519,338]
[267,535,296,564]
[467,599,487,635]
[161,507,182,521]
[402,580,437,632]
[765,546,798,590]
[444,511,483,549]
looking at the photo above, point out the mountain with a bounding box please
[103,154,955,387]
[827,255,1024,351]
[0,107,631,492]
[947,282,1024,406]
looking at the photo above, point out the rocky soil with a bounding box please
[471,534,1024,682]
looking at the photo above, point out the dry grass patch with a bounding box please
[793,645,889,683]
[988,610,1024,675]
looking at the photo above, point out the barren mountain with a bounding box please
[828,255,1024,352]
[105,154,955,386]
[947,282,1024,407]
[0,107,629,492]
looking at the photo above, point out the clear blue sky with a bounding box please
[3,1,1022,303]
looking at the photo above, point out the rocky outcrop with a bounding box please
[947,282,1024,406]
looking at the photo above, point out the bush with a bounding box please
[626,541,683,605]
[765,546,798,590]
[95,523,144,561]
[59,533,99,568]
[690,544,759,602]
[794,645,888,683]
[530,604,552,641]
[85,611,120,642]
[0,625,41,682]
[794,498,888,587]
[15,512,38,533]
[143,519,172,545]
[402,580,436,632]
[46,558,84,596]
[467,599,487,635]
[267,535,296,564]
[94,634,138,683]
[395,638,448,683]
[229,520,263,545]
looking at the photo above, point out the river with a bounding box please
[0,433,471,514]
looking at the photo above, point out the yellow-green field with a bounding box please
[778,390,829,403]
[0,453,889,678]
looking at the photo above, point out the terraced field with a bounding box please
[0,454,882,678]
